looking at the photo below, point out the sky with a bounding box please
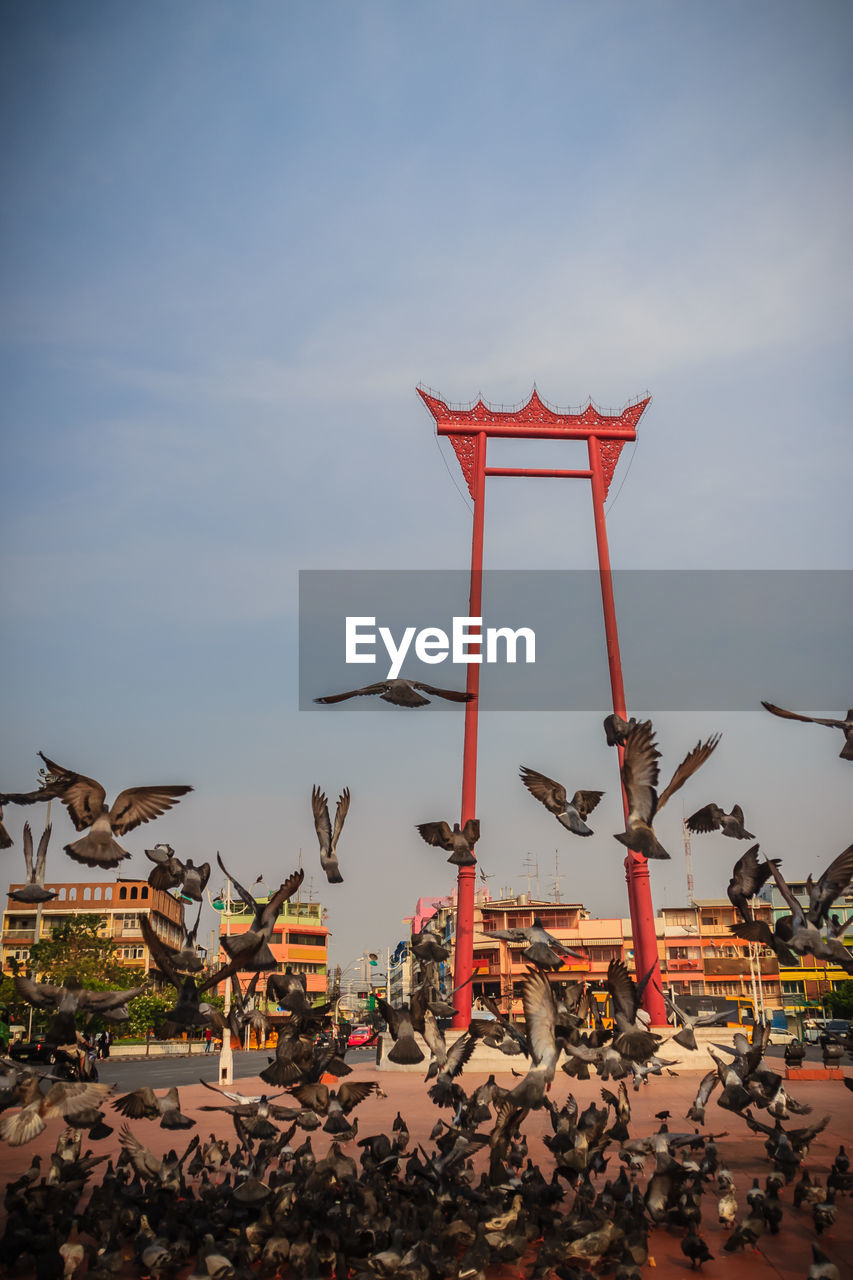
[1,1,851,974]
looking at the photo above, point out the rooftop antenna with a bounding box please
[553,849,561,902]
[522,852,538,899]
[682,819,695,906]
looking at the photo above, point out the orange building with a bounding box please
[471,895,626,1014]
[215,893,328,1004]
[2,877,185,978]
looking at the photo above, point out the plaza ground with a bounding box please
[1,1053,851,1278]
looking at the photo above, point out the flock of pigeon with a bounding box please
[0,694,850,1278]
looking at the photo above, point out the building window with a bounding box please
[130,886,138,900]
[141,886,149,899]
[481,918,497,933]
[94,887,101,900]
[58,888,66,900]
[84,888,91,901]
[104,887,112,900]
[119,887,127,900]
[506,913,532,929]
[68,888,76,901]
[288,932,322,947]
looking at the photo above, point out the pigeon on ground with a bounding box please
[315,678,474,707]
[8,822,56,903]
[36,752,192,868]
[416,818,480,866]
[311,785,349,884]
[518,766,603,836]
[686,803,754,840]
[761,700,853,761]
[614,721,720,860]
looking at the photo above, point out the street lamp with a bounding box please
[208,864,250,1086]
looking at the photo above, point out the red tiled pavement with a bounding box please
[1,1063,851,1278]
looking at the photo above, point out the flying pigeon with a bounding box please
[726,844,781,924]
[13,973,148,1045]
[416,818,480,866]
[686,803,754,840]
[614,721,720,859]
[8,822,56,903]
[489,916,584,971]
[145,845,210,901]
[518,766,603,836]
[216,852,305,969]
[311,785,350,884]
[603,712,638,746]
[315,678,474,708]
[762,700,853,761]
[36,752,192,869]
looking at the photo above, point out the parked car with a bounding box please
[8,1039,53,1064]
[347,1025,376,1048]
[8,1039,86,1079]
[802,1017,851,1043]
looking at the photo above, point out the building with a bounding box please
[398,888,790,1023]
[471,894,625,1013]
[215,890,329,1005]
[2,876,186,978]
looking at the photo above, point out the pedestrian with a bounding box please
[97,1029,111,1059]
[205,1026,213,1053]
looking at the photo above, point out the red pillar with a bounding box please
[588,435,666,1025]
[453,430,487,1026]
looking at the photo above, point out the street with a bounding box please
[96,1044,377,1091]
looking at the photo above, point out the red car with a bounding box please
[347,1025,375,1048]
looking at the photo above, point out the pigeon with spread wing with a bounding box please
[216,852,304,969]
[519,766,603,836]
[614,721,720,860]
[9,822,56,903]
[315,678,474,708]
[141,915,243,1027]
[686,803,754,840]
[36,751,192,868]
[416,818,480,866]
[146,844,210,901]
[311,785,349,884]
[14,974,148,1045]
[762,700,853,761]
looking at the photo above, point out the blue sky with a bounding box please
[1,2,851,970]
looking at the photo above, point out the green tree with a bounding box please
[124,992,175,1039]
[825,980,853,1020]
[27,914,145,990]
